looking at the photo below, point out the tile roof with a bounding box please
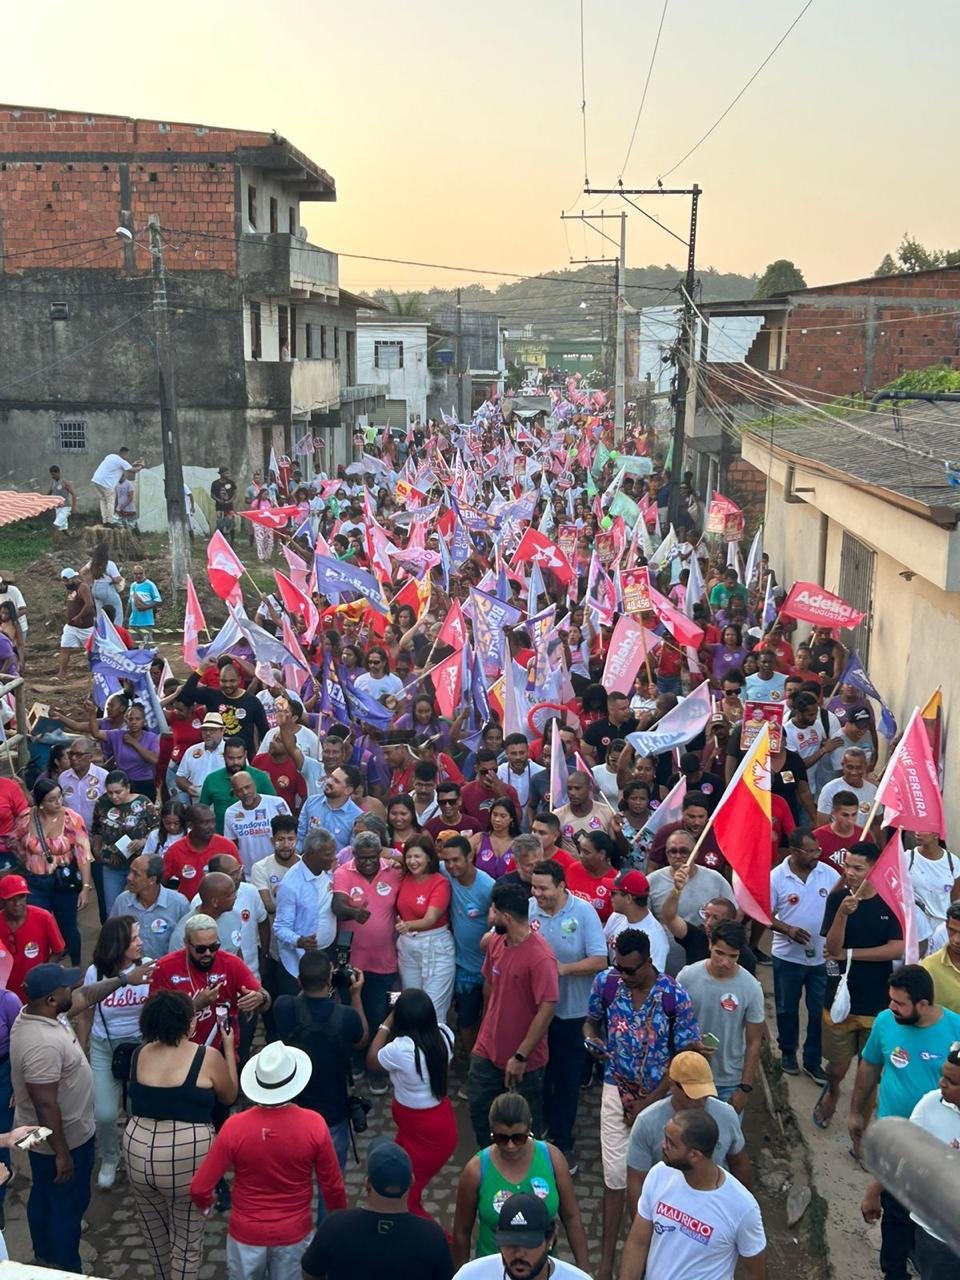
[0,492,64,528]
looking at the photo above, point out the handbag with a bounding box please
[98,1004,138,1101]
[34,811,82,894]
[828,948,854,1024]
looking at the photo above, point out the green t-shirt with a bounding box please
[862,1006,960,1118]
[708,582,748,610]
[199,766,275,833]
[476,1139,559,1258]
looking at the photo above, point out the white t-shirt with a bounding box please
[223,795,293,876]
[176,742,226,790]
[908,849,960,925]
[91,453,131,489]
[454,1257,590,1280]
[604,911,671,972]
[593,764,622,805]
[260,724,321,759]
[907,1090,960,1240]
[355,672,404,701]
[251,852,299,960]
[0,586,27,634]
[638,1161,766,1280]
[496,761,546,810]
[377,1025,454,1108]
[190,882,266,975]
[785,710,842,762]
[816,776,876,821]
[769,859,840,965]
[84,964,149,1041]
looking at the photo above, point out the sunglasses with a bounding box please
[491,1131,530,1147]
[614,960,646,975]
[190,942,221,955]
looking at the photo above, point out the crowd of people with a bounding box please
[0,400,955,1280]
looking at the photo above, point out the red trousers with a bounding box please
[391,1096,458,1220]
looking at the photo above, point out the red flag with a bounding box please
[437,600,467,652]
[649,585,704,648]
[780,580,867,630]
[437,507,455,538]
[431,650,463,718]
[239,505,300,530]
[867,831,918,963]
[875,707,946,837]
[281,617,310,693]
[512,527,575,587]
[281,544,310,594]
[183,575,207,669]
[273,570,320,644]
[711,724,773,923]
[207,531,244,606]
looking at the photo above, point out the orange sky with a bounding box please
[5,0,959,294]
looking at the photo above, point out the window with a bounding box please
[320,326,327,359]
[305,323,315,358]
[334,327,340,359]
[249,301,262,360]
[56,419,86,451]
[290,305,298,359]
[269,197,278,234]
[374,340,404,370]
[346,330,356,383]
[278,304,289,356]
[289,206,297,235]
[247,185,257,229]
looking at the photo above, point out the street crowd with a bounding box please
[0,391,956,1280]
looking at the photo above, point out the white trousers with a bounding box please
[397,927,456,1022]
[226,1233,312,1280]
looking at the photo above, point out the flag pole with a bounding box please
[683,723,768,870]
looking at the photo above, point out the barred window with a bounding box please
[57,419,87,451]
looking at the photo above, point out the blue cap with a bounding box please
[24,964,84,1000]
[367,1138,412,1196]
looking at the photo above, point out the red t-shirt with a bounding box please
[753,637,795,674]
[552,849,617,922]
[0,778,29,842]
[169,711,204,765]
[771,793,797,860]
[0,906,66,1001]
[460,780,521,832]
[813,823,863,872]
[474,931,559,1071]
[85,626,134,653]
[396,873,450,929]
[251,753,307,815]
[424,813,481,841]
[162,834,239,898]
[150,947,260,1053]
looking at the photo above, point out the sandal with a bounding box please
[812,1083,834,1129]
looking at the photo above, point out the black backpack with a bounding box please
[284,996,352,1114]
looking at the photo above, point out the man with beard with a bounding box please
[620,1110,766,1280]
[453,1192,590,1280]
[851,966,960,1280]
[297,766,363,852]
[200,739,276,832]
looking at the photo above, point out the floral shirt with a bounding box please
[587,968,700,1094]
[14,807,92,878]
[91,794,157,869]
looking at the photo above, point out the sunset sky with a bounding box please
[5,0,958,294]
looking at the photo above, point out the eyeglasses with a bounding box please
[491,1131,530,1147]
[439,797,458,805]
[614,960,646,975]
[190,942,221,955]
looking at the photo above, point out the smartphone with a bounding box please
[584,1038,609,1058]
[15,1126,52,1151]
[215,1004,229,1032]
[701,1031,720,1050]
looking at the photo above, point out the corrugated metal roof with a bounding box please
[0,492,63,528]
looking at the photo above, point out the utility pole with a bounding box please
[455,286,465,423]
[583,185,701,526]
[147,215,190,591]
[614,211,627,442]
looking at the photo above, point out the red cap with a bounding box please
[0,874,29,900]
[615,870,650,897]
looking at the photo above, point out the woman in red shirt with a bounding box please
[395,838,456,1021]
[556,830,619,923]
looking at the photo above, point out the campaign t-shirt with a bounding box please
[675,961,765,1091]
[743,671,787,702]
[552,848,618,922]
[331,863,402,974]
[813,823,864,872]
[441,866,494,986]
[727,733,809,822]
[862,1006,960,1118]
[162,834,239,898]
[627,1095,745,1172]
[638,1162,766,1280]
[223,795,292,876]
[820,886,903,1016]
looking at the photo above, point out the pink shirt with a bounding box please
[332,861,402,974]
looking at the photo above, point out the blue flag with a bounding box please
[835,652,897,740]
[449,496,472,568]
[91,646,169,734]
[468,588,524,681]
[335,663,395,729]
[314,554,388,615]
[471,650,491,726]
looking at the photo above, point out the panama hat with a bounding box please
[240,1041,312,1106]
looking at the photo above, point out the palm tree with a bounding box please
[387,291,424,317]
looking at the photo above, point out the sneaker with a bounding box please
[780,1053,800,1075]
[803,1062,828,1086]
[97,1160,118,1190]
[368,1077,389,1096]
[751,946,773,966]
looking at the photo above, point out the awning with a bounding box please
[0,492,63,528]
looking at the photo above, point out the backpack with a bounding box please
[600,969,679,1055]
[284,997,352,1111]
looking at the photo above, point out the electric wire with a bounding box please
[618,0,669,180]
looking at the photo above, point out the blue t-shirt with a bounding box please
[128,578,162,626]
[862,1006,960,1118]
[529,893,607,1020]
[442,865,495,988]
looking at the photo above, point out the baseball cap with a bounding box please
[367,1138,412,1197]
[0,874,29,900]
[669,1051,718,1099]
[59,568,79,580]
[201,713,225,730]
[24,964,84,1000]
[615,870,650,897]
[495,1193,553,1247]
[849,707,872,727]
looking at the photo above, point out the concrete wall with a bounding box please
[356,323,429,424]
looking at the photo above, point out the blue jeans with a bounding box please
[0,1058,12,1208]
[772,956,827,1068]
[90,1033,139,1165]
[100,864,129,917]
[316,1117,350,1225]
[656,675,683,695]
[359,971,397,1075]
[27,1135,95,1272]
[25,871,80,964]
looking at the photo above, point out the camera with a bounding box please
[331,929,356,997]
[348,1092,372,1134]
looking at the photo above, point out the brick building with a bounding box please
[683,266,960,510]
[0,104,382,506]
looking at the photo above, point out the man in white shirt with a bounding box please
[175,713,227,801]
[901,1049,960,1277]
[0,576,27,651]
[355,649,404,702]
[785,692,843,795]
[411,761,441,825]
[621,1110,766,1280]
[453,1192,591,1280]
[604,870,671,972]
[273,828,338,998]
[259,718,320,761]
[498,734,546,832]
[223,771,292,877]
[816,747,876,826]
[769,830,840,1082]
[192,854,268,978]
[58,738,107,832]
[90,446,144,525]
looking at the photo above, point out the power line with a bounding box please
[0,307,153,397]
[0,233,116,264]
[658,0,815,181]
[579,0,590,188]
[618,0,669,180]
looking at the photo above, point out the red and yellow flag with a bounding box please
[711,724,773,924]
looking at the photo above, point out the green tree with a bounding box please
[874,253,898,277]
[386,290,424,316]
[874,235,960,276]
[753,259,806,298]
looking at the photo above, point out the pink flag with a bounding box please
[183,575,207,669]
[281,616,310,693]
[649,585,705,648]
[548,718,568,809]
[437,600,467,653]
[780,580,867,630]
[206,531,244,606]
[867,831,919,963]
[432,650,463,719]
[601,615,654,695]
[273,570,320,644]
[875,707,946,837]
[281,544,310,594]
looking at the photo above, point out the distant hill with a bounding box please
[369,263,757,337]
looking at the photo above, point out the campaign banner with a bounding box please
[780,580,867,630]
[705,493,744,542]
[620,566,653,615]
[601,615,649,695]
[609,492,642,525]
[556,523,579,561]
[740,701,785,753]
[612,453,654,477]
[595,531,617,566]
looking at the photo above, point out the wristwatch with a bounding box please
[737,1082,754,1093]
[512,1051,527,1063]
